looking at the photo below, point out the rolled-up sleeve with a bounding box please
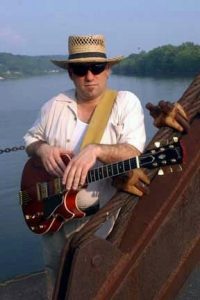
[116,91,146,152]
[23,101,50,148]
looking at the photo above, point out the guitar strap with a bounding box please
[52,89,117,300]
[80,89,117,149]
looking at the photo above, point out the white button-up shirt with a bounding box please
[24,89,146,209]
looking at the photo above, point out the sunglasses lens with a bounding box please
[90,63,106,75]
[70,63,107,76]
[70,64,87,76]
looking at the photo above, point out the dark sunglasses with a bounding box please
[69,63,107,77]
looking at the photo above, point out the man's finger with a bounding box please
[175,113,190,133]
[56,156,68,172]
[137,170,150,185]
[175,103,189,120]
[135,181,150,195]
[123,185,143,197]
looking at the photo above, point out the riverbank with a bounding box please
[0,70,61,80]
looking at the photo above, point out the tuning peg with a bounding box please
[173,136,179,143]
[158,168,164,176]
[178,164,183,171]
[164,164,183,175]
[154,141,161,148]
[162,139,171,146]
[173,164,183,172]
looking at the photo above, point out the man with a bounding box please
[24,34,148,297]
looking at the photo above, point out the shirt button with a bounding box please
[66,139,70,143]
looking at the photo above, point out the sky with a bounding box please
[0,0,199,57]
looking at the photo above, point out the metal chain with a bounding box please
[0,145,25,154]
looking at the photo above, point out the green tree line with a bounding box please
[0,42,200,78]
[0,53,65,78]
[113,42,200,77]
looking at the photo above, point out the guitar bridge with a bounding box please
[19,191,31,206]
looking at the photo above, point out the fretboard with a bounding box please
[86,157,138,183]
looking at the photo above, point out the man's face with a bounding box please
[68,63,111,101]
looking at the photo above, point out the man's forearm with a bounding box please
[26,140,47,157]
[95,143,141,164]
[62,143,141,190]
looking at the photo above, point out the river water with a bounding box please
[0,73,192,281]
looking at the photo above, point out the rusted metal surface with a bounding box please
[65,237,123,300]
[53,76,200,300]
[96,117,200,300]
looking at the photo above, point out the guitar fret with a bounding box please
[86,172,91,184]
[118,162,125,174]
[112,163,118,176]
[123,161,126,172]
[128,158,131,171]
[123,159,131,172]
[98,167,104,180]
[116,162,120,175]
[107,165,113,177]
[88,158,136,183]
[90,170,96,182]
[102,166,108,178]
[130,157,137,170]
[94,169,99,181]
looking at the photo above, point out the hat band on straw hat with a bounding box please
[51,34,124,69]
[69,52,107,60]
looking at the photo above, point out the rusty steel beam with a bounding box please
[56,116,200,300]
[96,117,200,300]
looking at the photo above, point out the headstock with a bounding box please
[140,137,184,173]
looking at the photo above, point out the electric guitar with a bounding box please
[19,140,183,234]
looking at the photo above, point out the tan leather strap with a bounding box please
[80,89,117,149]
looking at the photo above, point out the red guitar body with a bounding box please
[20,156,86,234]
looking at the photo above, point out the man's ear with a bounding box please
[106,64,111,78]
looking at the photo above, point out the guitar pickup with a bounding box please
[54,178,62,194]
[36,182,48,200]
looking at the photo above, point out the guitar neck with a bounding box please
[45,157,139,198]
[22,140,183,206]
[86,157,138,184]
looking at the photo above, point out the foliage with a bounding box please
[0,42,200,78]
[0,53,65,78]
[113,42,200,77]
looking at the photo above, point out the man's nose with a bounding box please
[85,70,94,80]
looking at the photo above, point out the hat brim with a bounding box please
[51,56,124,70]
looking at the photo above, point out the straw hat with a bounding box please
[51,34,124,69]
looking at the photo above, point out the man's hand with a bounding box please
[62,144,99,191]
[146,101,190,133]
[33,143,71,177]
[113,169,150,197]
[62,143,140,191]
